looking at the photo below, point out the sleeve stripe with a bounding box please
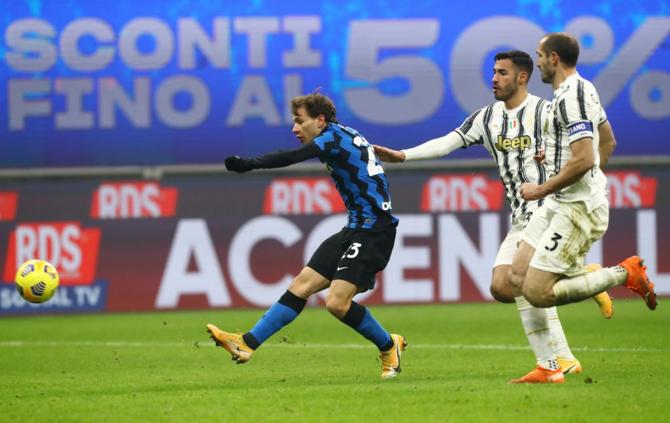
[482,105,498,165]
[499,111,519,209]
[553,116,563,173]
[559,99,569,126]
[533,100,546,185]
[458,109,482,134]
[577,79,588,120]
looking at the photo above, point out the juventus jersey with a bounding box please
[455,94,548,221]
[543,72,608,209]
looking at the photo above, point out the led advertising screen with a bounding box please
[2,0,669,167]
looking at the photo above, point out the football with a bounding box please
[15,259,60,304]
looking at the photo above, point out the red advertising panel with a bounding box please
[91,181,179,219]
[0,192,18,221]
[263,177,345,215]
[606,172,657,209]
[421,174,505,212]
[4,222,100,284]
[0,168,667,314]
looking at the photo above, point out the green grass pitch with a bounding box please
[1,299,667,422]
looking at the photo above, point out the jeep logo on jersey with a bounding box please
[91,182,178,219]
[494,135,531,152]
[606,172,657,209]
[3,222,101,285]
[0,191,18,221]
[421,174,505,212]
[263,177,345,215]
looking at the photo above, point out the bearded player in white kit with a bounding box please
[508,33,657,384]
[374,50,614,382]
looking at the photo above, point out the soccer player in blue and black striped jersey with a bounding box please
[207,93,406,379]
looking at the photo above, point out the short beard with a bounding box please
[541,68,554,84]
[494,85,516,102]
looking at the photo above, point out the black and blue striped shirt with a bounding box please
[244,122,398,229]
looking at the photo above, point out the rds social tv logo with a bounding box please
[1,221,107,314]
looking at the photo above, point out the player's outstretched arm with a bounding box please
[224,143,322,173]
[373,145,406,162]
[225,156,254,173]
[375,131,465,163]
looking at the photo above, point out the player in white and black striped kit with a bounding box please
[510,33,657,384]
[374,50,611,381]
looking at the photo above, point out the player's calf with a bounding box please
[490,266,516,303]
[522,280,557,308]
[586,263,614,319]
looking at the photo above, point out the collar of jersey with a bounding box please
[556,71,581,93]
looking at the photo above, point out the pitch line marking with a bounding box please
[0,340,665,353]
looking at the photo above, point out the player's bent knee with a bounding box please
[289,268,326,298]
[490,281,515,303]
[288,276,312,298]
[522,284,552,308]
[490,266,514,303]
[325,296,349,319]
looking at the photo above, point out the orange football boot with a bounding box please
[618,256,657,310]
[509,365,565,384]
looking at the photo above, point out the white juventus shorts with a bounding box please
[521,198,609,277]
[493,221,523,268]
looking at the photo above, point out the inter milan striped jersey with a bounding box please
[543,72,608,209]
[313,123,398,229]
[454,94,548,222]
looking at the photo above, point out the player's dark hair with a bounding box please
[494,50,534,80]
[291,92,338,123]
[541,33,579,67]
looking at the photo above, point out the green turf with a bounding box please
[0,300,667,422]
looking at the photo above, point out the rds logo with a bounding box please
[263,177,345,215]
[3,222,100,285]
[91,182,178,219]
[494,135,531,152]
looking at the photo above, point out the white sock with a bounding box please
[553,267,628,305]
[515,296,558,370]
[547,307,575,360]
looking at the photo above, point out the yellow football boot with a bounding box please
[380,334,407,379]
[206,323,254,364]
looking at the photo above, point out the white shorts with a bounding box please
[493,222,523,268]
[522,198,609,277]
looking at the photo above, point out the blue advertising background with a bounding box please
[1,0,669,168]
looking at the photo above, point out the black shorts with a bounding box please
[307,226,396,292]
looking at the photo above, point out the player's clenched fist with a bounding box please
[225,156,253,173]
[520,182,545,201]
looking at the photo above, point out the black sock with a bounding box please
[341,301,366,328]
[278,290,307,313]
[242,332,260,350]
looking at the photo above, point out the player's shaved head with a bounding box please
[494,50,534,80]
[291,92,338,123]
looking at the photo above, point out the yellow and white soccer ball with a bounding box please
[15,259,60,304]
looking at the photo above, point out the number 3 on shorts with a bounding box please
[544,232,563,252]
